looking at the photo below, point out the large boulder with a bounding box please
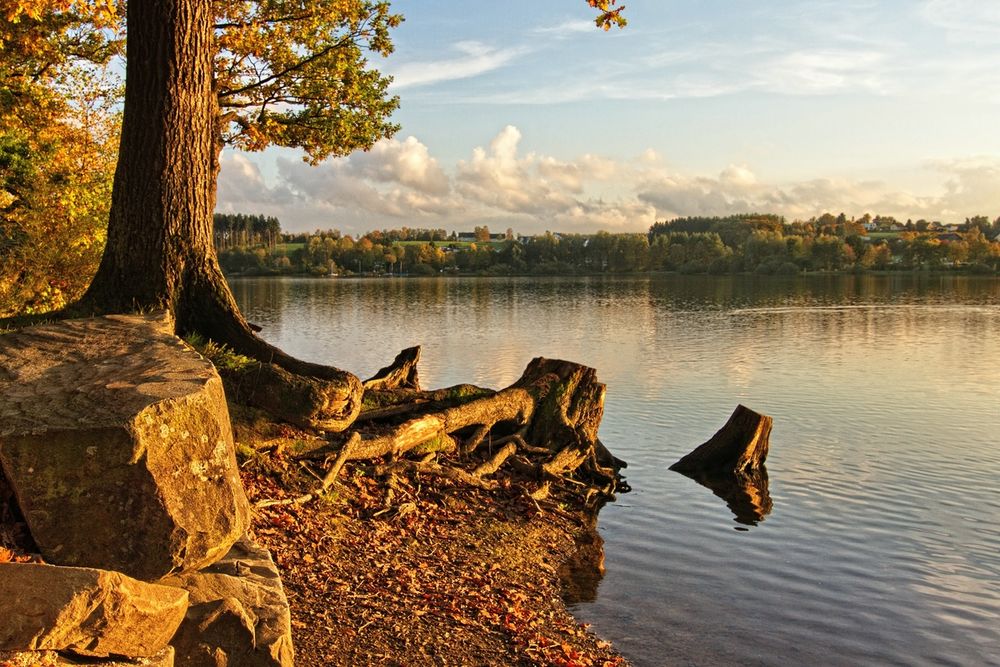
[162,536,294,667]
[0,563,187,657]
[0,313,250,580]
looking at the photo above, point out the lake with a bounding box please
[231,274,1000,666]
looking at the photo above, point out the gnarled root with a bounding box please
[309,355,628,507]
[217,357,362,432]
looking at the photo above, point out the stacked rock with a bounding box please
[0,314,293,667]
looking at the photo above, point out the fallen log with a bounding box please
[275,357,627,507]
[669,404,771,474]
[351,359,620,483]
[356,384,495,423]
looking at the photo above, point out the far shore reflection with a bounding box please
[677,467,773,527]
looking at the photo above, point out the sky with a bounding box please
[215,0,1000,235]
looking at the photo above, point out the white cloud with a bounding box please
[531,19,595,38]
[216,152,295,210]
[387,41,526,89]
[636,159,1000,222]
[923,157,1000,217]
[217,130,1000,235]
[920,0,1000,43]
[451,38,894,106]
[346,136,450,195]
[453,126,635,228]
[455,126,576,216]
[755,49,890,95]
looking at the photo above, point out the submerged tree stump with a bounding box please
[669,404,771,474]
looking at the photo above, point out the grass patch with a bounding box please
[184,333,256,372]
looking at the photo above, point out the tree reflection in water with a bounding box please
[677,467,773,528]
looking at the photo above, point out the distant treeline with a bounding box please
[215,213,1000,277]
[213,214,282,250]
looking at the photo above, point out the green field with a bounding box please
[274,242,306,253]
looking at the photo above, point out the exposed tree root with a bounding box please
[252,352,629,509]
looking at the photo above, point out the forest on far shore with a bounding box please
[214,212,1000,279]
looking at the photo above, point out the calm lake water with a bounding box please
[231,274,1000,666]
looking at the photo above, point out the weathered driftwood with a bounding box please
[290,355,627,505]
[355,384,495,423]
[357,360,616,468]
[232,345,627,506]
[669,404,771,474]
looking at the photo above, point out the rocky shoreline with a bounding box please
[1,313,627,666]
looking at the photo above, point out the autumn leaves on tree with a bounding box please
[0,0,123,315]
[1,0,628,498]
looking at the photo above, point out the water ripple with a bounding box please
[232,275,1000,667]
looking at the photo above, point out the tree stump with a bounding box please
[669,404,771,474]
[302,354,628,504]
[363,346,421,392]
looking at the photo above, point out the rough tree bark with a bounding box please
[252,353,627,509]
[669,404,771,474]
[325,356,628,504]
[74,0,362,429]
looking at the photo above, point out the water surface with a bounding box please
[232,274,1000,666]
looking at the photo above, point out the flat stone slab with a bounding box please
[162,535,294,667]
[0,563,187,657]
[0,313,250,580]
[0,646,174,666]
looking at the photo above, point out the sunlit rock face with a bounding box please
[0,313,250,580]
[0,563,188,658]
[162,535,295,667]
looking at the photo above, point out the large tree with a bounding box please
[74,0,405,427]
[6,0,625,429]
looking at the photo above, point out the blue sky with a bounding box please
[217,0,1000,234]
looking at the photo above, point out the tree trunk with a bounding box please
[82,0,219,320]
[76,0,362,428]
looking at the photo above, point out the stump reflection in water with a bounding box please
[680,467,773,527]
[559,519,607,604]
